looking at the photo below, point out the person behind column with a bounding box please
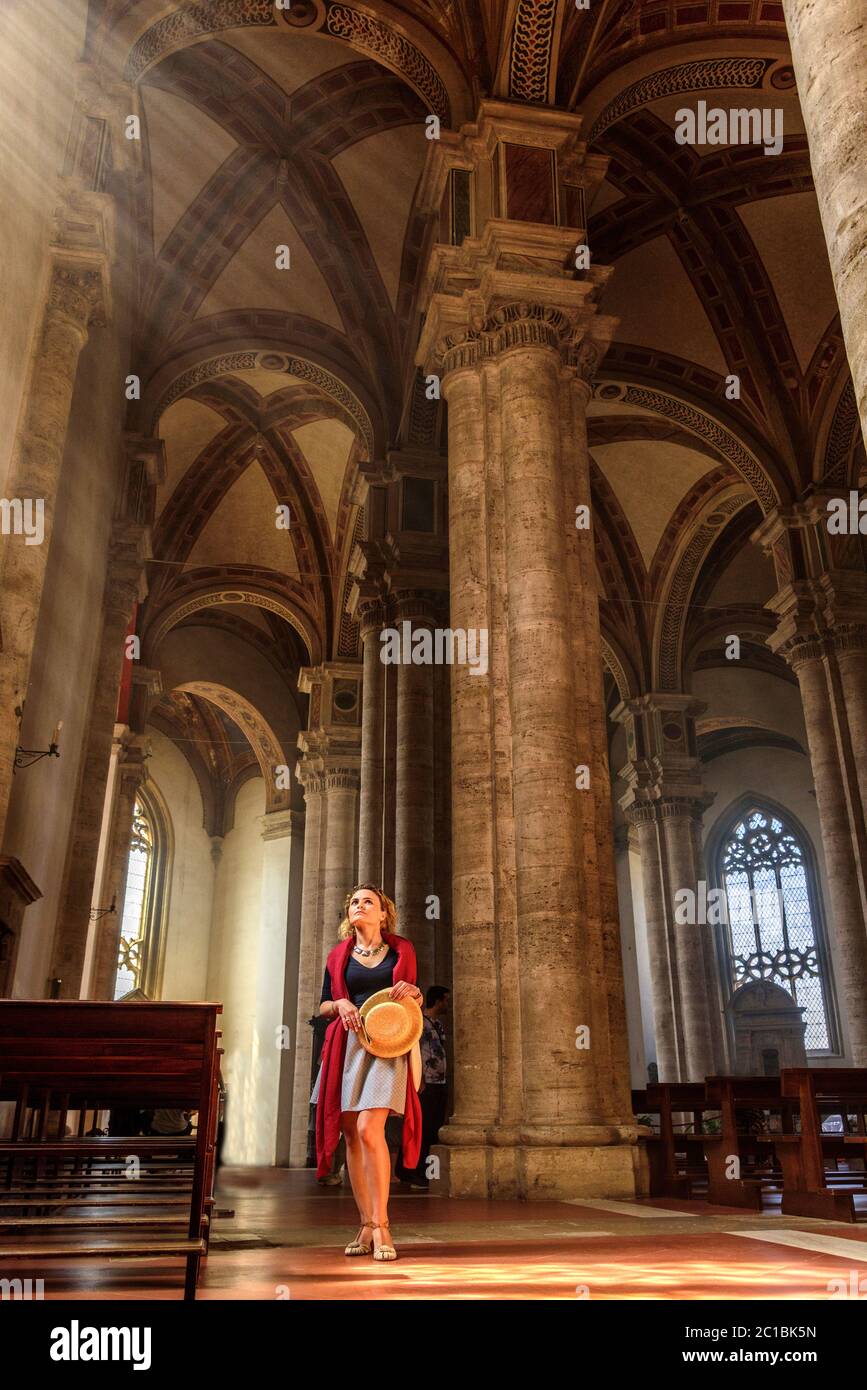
[309,883,422,1260]
[397,985,450,1190]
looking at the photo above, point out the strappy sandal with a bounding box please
[371,1220,397,1261]
[344,1215,373,1256]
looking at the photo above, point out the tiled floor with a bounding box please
[7,1167,867,1300]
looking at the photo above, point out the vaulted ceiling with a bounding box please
[93,0,863,786]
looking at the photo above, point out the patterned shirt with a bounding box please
[421,1014,447,1084]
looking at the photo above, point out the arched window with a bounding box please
[716,805,834,1051]
[113,785,172,999]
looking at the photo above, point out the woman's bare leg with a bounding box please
[356,1108,392,1252]
[342,1113,373,1243]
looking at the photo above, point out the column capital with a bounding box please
[48,182,116,330]
[612,823,638,853]
[751,493,867,660]
[128,666,163,734]
[416,222,616,379]
[298,662,362,754]
[296,669,361,801]
[388,588,448,626]
[116,737,148,792]
[346,539,389,630]
[614,692,713,821]
[415,101,615,381]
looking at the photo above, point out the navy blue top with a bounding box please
[320,947,399,1009]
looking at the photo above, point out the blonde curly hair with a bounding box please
[338,882,398,939]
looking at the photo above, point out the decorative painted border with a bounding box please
[125,1,450,125]
[823,379,859,485]
[326,4,449,122]
[125,0,276,82]
[588,57,774,143]
[620,384,778,514]
[152,588,319,662]
[656,493,750,690]
[509,0,558,105]
[154,350,374,456]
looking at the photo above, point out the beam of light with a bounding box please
[338,1254,865,1300]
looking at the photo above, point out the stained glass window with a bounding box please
[114,800,154,999]
[719,807,830,1049]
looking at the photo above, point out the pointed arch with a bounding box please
[705,793,841,1057]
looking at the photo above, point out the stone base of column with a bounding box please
[429,1139,646,1201]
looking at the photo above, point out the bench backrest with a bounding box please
[0,1001,222,1110]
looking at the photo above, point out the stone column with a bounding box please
[625,806,683,1081]
[753,499,867,1062]
[288,763,358,1165]
[615,694,725,1081]
[393,590,437,989]
[49,448,158,996]
[494,314,604,1131]
[257,809,302,1167]
[356,598,386,884]
[435,358,501,1151]
[562,352,633,1121]
[289,664,361,1165]
[88,735,147,1000]
[781,643,867,1060]
[0,188,114,844]
[416,101,640,1198]
[661,802,719,1080]
[834,633,867,829]
[783,0,867,448]
[289,771,325,1167]
[381,660,398,899]
[322,767,360,945]
[612,824,650,1089]
[276,809,305,1166]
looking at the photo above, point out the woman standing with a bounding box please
[310,882,422,1260]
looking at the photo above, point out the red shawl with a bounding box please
[314,930,422,1178]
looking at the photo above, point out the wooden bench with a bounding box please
[702,1075,800,1210]
[634,1084,713,1198]
[778,1068,867,1222]
[0,1000,222,1298]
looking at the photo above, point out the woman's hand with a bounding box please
[389,982,422,1004]
[335,998,362,1032]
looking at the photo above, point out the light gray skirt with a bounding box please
[310,1027,406,1115]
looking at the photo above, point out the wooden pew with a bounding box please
[0,1000,222,1298]
[634,1084,713,1198]
[702,1075,800,1209]
[778,1068,867,1222]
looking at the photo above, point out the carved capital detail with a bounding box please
[829,623,867,658]
[657,796,710,823]
[323,767,361,793]
[47,263,107,331]
[440,330,482,379]
[357,598,386,637]
[564,337,604,386]
[390,589,443,625]
[482,301,570,356]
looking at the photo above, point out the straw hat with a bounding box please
[358,989,423,1087]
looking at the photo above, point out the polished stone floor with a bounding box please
[5,1166,867,1300]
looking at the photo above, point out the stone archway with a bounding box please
[174,681,292,812]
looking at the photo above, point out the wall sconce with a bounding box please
[13,707,62,773]
[89,893,117,922]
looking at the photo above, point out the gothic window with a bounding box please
[114,796,159,999]
[717,806,833,1051]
